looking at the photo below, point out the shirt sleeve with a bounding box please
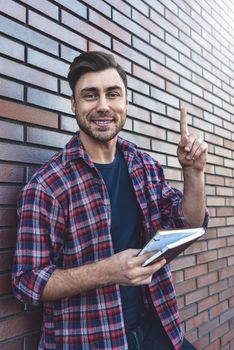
[12,182,65,306]
[158,164,209,229]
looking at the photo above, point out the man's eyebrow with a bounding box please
[80,85,123,94]
[80,87,98,94]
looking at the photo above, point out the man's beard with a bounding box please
[75,110,127,143]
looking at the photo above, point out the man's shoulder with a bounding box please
[23,134,81,194]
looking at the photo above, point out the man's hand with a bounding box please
[177,107,208,172]
[105,249,166,286]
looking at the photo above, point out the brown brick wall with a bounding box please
[0,0,233,349]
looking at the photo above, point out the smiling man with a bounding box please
[12,51,208,350]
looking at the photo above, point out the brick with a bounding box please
[133,93,165,114]
[133,121,166,140]
[164,168,181,181]
[185,287,209,306]
[133,65,165,89]
[180,78,203,97]
[127,75,150,95]
[202,339,221,350]
[24,332,41,350]
[191,30,212,52]
[60,115,78,132]
[0,99,58,128]
[60,45,81,63]
[0,36,24,61]
[132,9,164,39]
[1,57,57,91]
[151,35,179,61]
[219,266,234,280]
[210,280,228,296]
[27,88,71,114]
[0,120,23,142]
[217,186,233,197]
[208,238,227,250]
[198,294,218,313]
[152,114,179,132]
[197,271,218,288]
[89,10,131,45]
[129,0,150,15]
[210,301,229,320]
[55,0,87,18]
[215,146,232,158]
[0,208,17,226]
[0,78,24,101]
[27,127,71,148]
[133,37,165,65]
[0,15,58,55]
[0,274,11,295]
[152,139,176,156]
[218,247,234,259]
[0,251,14,271]
[210,322,229,342]
[1,0,26,22]
[0,311,42,342]
[106,0,131,16]
[113,39,149,68]
[193,334,209,350]
[120,130,150,149]
[151,87,179,108]
[0,186,21,205]
[0,142,56,165]
[60,80,71,96]
[175,279,196,296]
[205,132,223,147]
[217,227,233,238]
[221,328,234,347]
[220,286,234,302]
[27,48,70,77]
[0,164,24,183]
[170,255,196,271]
[0,296,22,318]
[20,0,59,19]
[180,304,197,322]
[61,10,109,48]
[150,8,179,37]
[166,82,192,103]
[204,111,222,127]
[150,61,178,84]
[198,317,219,337]
[127,104,150,123]
[0,229,16,249]
[83,0,111,17]
[0,339,24,350]
[215,166,232,177]
[207,196,225,207]
[186,310,209,331]
[28,11,87,51]
[166,33,191,57]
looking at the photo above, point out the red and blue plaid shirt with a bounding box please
[12,133,207,349]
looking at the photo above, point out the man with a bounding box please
[12,51,208,350]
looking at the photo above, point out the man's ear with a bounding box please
[71,95,76,114]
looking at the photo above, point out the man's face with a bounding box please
[71,68,128,143]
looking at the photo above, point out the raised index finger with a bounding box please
[180,107,189,137]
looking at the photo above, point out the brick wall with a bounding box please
[0,0,233,349]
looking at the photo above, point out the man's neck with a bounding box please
[80,132,117,164]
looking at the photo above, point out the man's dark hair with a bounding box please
[67,51,127,96]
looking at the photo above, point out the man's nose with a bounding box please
[96,94,110,111]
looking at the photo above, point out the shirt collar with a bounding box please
[62,131,138,167]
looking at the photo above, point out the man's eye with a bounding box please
[83,93,97,100]
[107,91,119,98]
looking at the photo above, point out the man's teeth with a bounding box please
[95,120,111,125]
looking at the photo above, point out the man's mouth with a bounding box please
[92,119,114,127]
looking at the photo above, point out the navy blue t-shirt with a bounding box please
[94,148,143,326]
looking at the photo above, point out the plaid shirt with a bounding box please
[12,133,206,349]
